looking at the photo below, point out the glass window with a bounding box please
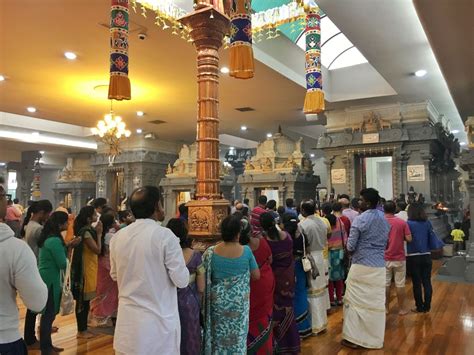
[329,46,368,70]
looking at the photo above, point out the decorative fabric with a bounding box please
[307,250,329,334]
[229,0,254,79]
[248,238,275,354]
[202,246,251,354]
[343,263,386,349]
[293,260,312,338]
[177,252,203,355]
[268,235,301,354]
[108,0,131,100]
[303,8,324,114]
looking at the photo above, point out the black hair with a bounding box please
[130,186,161,219]
[285,198,294,208]
[266,199,277,210]
[243,198,249,205]
[407,203,427,221]
[99,213,115,256]
[277,206,286,216]
[167,218,191,248]
[7,199,12,205]
[20,200,53,238]
[178,203,188,216]
[239,217,251,246]
[93,197,107,210]
[118,210,131,223]
[258,195,268,206]
[351,197,360,209]
[326,213,337,227]
[397,201,408,212]
[38,211,68,248]
[74,205,95,236]
[454,222,462,229]
[242,206,249,217]
[301,199,316,216]
[260,212,280,240]
[383,200,397,214]
[360,188,380,209]
[13,198,19,204]
[102,206,115,217]
[220,215,242,242]
[282,213,298,238]
[332,202,343,213]
[321,202,333,216]
[339,194,350,201]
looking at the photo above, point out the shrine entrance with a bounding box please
[355,155,394,200]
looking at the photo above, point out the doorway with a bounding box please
[355,155,393,200]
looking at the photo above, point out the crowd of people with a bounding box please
[0,179,448,354]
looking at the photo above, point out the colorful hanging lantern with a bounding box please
[303,7,324,114]
[229,0,254,79]
[108,0,131,100]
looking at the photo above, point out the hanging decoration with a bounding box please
[91,111,132,166]
[108,0,131,100]
[31,157,41,200]
[229,0,254,79]
[303,6,324,114]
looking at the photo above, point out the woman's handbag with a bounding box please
[428,228,445,251]
[301,231,319,279]
[338,219,351,273]
[59,257,74,316]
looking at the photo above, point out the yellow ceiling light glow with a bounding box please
[0,75,5,81]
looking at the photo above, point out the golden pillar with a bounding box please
[179,5,230,250]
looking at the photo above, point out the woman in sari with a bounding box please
[71,205,102,338]
[261,212,300,354]
[282,213,312,339]
[326,210,347,306]
[238,215,275,354]
[90,214,118,327]
[202,215,260,354]
[166,218,204,355]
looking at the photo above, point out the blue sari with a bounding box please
[202,246,251,354]
[294,259,312,338]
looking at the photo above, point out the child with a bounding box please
[118,210,134,229]
[451,222,465,254]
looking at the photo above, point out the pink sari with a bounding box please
[90,233,118,326]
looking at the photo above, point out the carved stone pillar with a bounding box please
[179,6,230,250]
[324,155,335,194]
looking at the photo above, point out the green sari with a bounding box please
[202,246,251,354]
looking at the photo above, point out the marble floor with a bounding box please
[19,260,474,354]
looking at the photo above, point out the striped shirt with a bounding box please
[250,205,266,236]
[347,209,390,268]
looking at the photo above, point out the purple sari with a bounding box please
[267,234,301,354]
[178,251,202,355]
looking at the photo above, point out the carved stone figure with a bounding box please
[166,163,173,175]
[244,158,255,171]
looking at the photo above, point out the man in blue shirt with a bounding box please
[342,188,390,350]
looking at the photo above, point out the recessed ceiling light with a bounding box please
[0,75,5,81]
[136,128,143,134]
[27,107,37,113]
[64,52,77,60]
[39,151,45,154]
[310,153,315,158]
[136,111,145,117]
[415,69,427,77]
[460,142,467,146]
[220,67,230,74]
[31,132,40,137]
[229,146,235,150]
[266,133,272,138]
[240,125,247,131]
[451,129,460,134]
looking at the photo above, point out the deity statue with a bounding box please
[244,158,255,171]
[281,155,298,169]
[262,157,273,171]
[166,163,173,175]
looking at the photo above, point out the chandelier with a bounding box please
[91,112,131,166]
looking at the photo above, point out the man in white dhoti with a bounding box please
[110,186,189,355]
[299,199,330,335]
[342,188,390,349]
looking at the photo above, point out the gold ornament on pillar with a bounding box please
[91,110,131,166]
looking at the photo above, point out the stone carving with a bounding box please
[352,112,392,133]
[214,208,226,233]
[189,208,210,232]
[57,157,95,182]
[243,130,313,175]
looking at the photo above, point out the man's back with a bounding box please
[110,219,189,355]
[299,215,328,251]
[250,205,266,234]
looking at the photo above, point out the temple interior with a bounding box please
[0,0,473,354]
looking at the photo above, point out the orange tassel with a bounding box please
[108,75,131,101]
[303,89,325,114]
[229,45,254,79]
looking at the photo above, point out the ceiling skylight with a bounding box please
[296,16,368,70]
